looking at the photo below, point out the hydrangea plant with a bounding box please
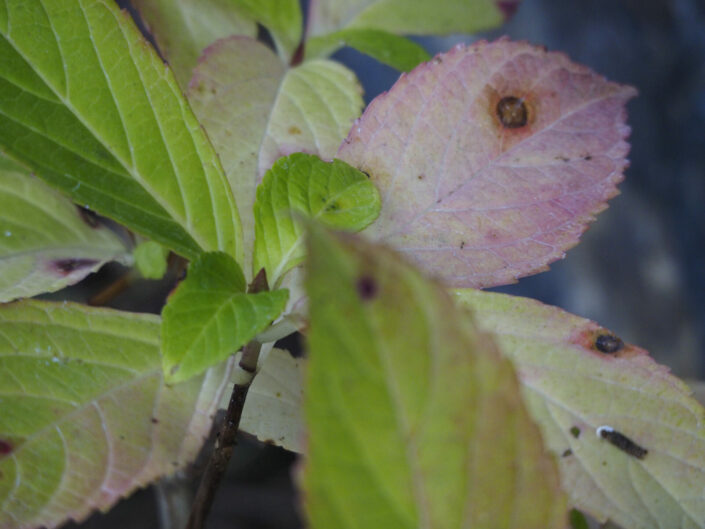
[0,1,703,529]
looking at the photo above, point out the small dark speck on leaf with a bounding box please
[356,276,378,300]
[570,426,581,438]
[325,202,340,212]
[52,258,99,275]
[460,241,466,249]
[496,96,528,129]
[0,440,12,456]
[151,418,159,424]
[417,174,425,180]
[595,333,624,354]
[584,155,592,161]
[562,449,573,457]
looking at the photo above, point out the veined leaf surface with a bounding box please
[0,0,242,261]
[133,0,256,87]
[338,39,637,288]
[253,153,380,286]
[454,289,705,529]
[0,301,233,529]
[307,0,519,38]
[303,226,566,528]
[0,167,129,301]
[161,252,288,383]
[189,36,363,276]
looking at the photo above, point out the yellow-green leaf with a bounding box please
[0,301,233,529]
[303,226,566,528]
[253,153,380,287]
[162,252,288,383]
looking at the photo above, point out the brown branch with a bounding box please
[185,270,270,529]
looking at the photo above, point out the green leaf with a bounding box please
[237,347,304,453]
[454,289,705,529]
[188,37,363,277]
[0,166,129,302]
[133,240,169,280]
[307,0,518,38]
[0,0,242,262]
[133,0,257,87]
[230,0,302,60]
[302,226,566,529]
[0,300,233,529]
[254,153,380,287]
[306,29,431,72]
[162,252,288,383]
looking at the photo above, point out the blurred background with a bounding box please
[68,0,705,527]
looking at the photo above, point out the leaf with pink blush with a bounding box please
[0,301,233,529]
[454,289,705,529]
[338,39,637,288]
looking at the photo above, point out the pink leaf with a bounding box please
[338,39,637,288]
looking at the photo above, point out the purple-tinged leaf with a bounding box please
[338,39,637,288]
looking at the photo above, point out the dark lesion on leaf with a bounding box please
[496,96,528,129]
[562,449,573,457]
[52,258,100,275]
[356,275,378,301]
[0,440,13,457]
[570,426,581,438]
[595,333,624,354]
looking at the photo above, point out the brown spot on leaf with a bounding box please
[417,174,425,180]
[52,258,99,275]
[562,449,573,457]
[571,325,642,359]
[151,418,159,424]
[460,241,466,249]
[288,126,302,135]
[496,96,528,129]
[0,440,13,456]
[356,276,378,301]
[595,333,624,354]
